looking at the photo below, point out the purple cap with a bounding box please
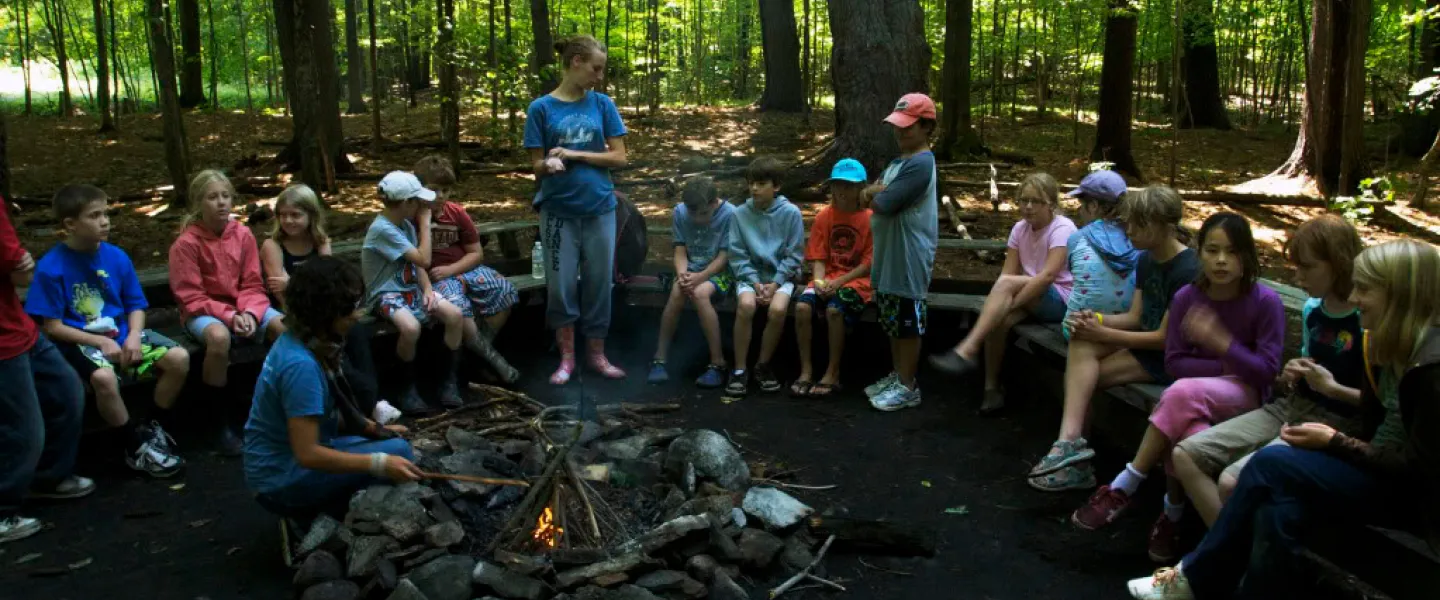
[1067,170,1127,204]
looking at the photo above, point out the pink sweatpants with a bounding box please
[1149,376,1260,475]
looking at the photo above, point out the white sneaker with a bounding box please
[1127,567,1194,600]
[0,516,42,544]
[865,372,899,398]
[28,475,95,499]
[870,380,922,411]
[127,424,184,478]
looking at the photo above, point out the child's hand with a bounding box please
[677,272,695,289]
[1068,311,1102,341]
[98,338,123,365]
[382,455,425,482]
[1182,305,1233,355]
[548,147,571,161]
[122,334,143,368]
[232,313,257,337]
[429,265,455,281]
[1280,422,1337,450]
[267,275,289,294]
[1281,358,1308,384]
[543,157,567,174]
[423,291,438,313]
[862,183,886,207]
[1292,358,1340,397]
[15,251,34,273]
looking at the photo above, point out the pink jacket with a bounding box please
[169,220,271,325]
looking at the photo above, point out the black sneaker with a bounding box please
[396,386,436,417]
[754,363,781,393]
[128,423,184,478]
[725,370,749,396]
[929,351,979,377]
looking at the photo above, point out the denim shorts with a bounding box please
[186,307,284,343]
[1029,287,1068,323]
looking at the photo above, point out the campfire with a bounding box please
[286,384,936,600]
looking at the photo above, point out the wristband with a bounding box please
[369,453,387,478]
[1096,314,1104,325]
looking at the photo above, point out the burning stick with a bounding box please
[421,472,531,487]
[768,534,837,598]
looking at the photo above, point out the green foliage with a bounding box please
[1330,176,1396,225]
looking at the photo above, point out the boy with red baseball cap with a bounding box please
[864,93,940,412]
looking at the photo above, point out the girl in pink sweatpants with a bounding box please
[1069,212,1285,564]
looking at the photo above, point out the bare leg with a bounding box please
[757,292,793,364]
[1174,446,1224,526]
[391,310,422,363]
[265,317,286,342]
[434,298,464,350]
[201,323,232,387]
[1130,424,1173,474]
[983,309,1027,392]
[654,283,687,362]
[953,275,1031,360]
[733,292,757,370]
[691,284,725,366]
[1057,345,1149,441]
[820,307,846,386]
[794,301,814,383]
[91,369,129,427]
[894,337,922,387]
[484,308,510,335]
[153,347,191,410]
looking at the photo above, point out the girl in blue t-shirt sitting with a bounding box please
[243,256,420,516]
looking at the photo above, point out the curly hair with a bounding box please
[283,256,363,345]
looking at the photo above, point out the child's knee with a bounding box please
[90,368,120,394]
[203,324,232,351]
[1218,472,1239,499]
[437,300,463,325]
[161,347,191,372]
[794,301,813,319]
[825,306,845,322]
[393,315,422,340]
[766,302,789,321]
[268,317,288,336]
[736,294,757,317]
[1171,446,1196,473]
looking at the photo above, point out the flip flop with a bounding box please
[789,380,815,397]
[809,382,842,397]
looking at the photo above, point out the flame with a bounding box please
[532,506,563,549]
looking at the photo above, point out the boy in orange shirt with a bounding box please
[791,159,873,397]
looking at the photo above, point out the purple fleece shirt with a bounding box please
[1164,282,1286,401]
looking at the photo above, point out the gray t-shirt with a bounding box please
[870,151,939,300]
[361,216,420,308]
[673,201,736,273]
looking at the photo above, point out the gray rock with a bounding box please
[597,428,685,460]
[606,459,664,489]
[353,521,385,535]
[571,586,610,600]
[709,524,742,562]
[498,439,532,457]
[635,570,703,597]
[298,514,346,557]
[413,438,448,455]
[382,515,427,543]
[665,431,749,491]
[384,543,429,562]
[741,487,813,530]
[666,494,735,523]
[408,555,477,600]
[544,420,604,447]
[614,514,711,555]
[493,548,549,577]
[606,584,662,600]
[349,484,432,528]
[424,521,464,548]
[737,529,784,569]
[376,558,399,590]
[347,535,399,579]
[708,572,749,600]
[404,548,450,570]
[471,560,546,600]
[385,579,429,600]
[685,555,719,582]
[301,580,361,600]
[555,552,660,589]
[445,427,487,453]
[780,535,816,573]
[439,450,500,496]
[730,508,747,528]
[294,550,343,587]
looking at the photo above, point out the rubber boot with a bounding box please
[550,326,577,385]
[466,319,520,385]
[586,338,626,379]
[394,360,435,416]
[438,350,465,410]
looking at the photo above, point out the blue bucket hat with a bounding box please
[828,159,868,184]
[1068,170,1128,204]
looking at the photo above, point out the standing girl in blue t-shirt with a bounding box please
[523,35,629,385]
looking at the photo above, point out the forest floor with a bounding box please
[7,103,1440,283]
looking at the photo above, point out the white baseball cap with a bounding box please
[378,171,437,202]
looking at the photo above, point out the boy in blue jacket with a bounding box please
[726,157,805,397]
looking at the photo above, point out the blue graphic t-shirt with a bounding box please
[1298,297,1365,411]
[673,201,736,273]
[523,91,627,218]
[25,242,148,342]
[244,332,335,494]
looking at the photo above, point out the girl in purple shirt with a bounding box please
[1071,212,1286,562]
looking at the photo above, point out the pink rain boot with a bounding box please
[550,326,577,385]
[587,338,626,379]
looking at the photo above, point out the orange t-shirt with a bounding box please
[804,205,874,302]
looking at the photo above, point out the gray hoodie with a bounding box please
[727,195,805,286]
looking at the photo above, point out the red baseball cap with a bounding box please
[883,93,937,128]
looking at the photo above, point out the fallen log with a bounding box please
[613,166,748,188]
[1373,205,1440,246]
[936,162,1013,171]
[940,178,1378,207]
[805,516,936,557]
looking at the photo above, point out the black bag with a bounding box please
[613,190,648,283]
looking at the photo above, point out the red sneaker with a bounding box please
[1071,485,1132,530]
[1148,515,1183,563]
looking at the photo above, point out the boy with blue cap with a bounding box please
[648,176,736,388]
[791,159,873,397]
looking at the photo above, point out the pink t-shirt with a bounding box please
[1006,215,1077,302]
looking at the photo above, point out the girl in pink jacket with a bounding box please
[169,170,286,455]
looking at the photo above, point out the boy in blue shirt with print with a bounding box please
[25,184,189,477]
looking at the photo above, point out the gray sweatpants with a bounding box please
[541,207,617,339]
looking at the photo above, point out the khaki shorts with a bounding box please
[1175,403,1286,479]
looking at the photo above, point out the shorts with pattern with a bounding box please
[699,271,734,294]
[876,292,927,339]
[434,265,519,318]
[58,329,179,384]
[797,287,868,325]
[376,290,429,324]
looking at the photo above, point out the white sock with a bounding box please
[1110,463,1146,495]
[1164,493,1186,522]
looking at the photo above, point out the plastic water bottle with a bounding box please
[531,241,546,280]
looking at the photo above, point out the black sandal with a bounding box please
[790,379,815,397]
[809,381,842,397]
[754,363,782,393]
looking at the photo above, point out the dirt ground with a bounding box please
[0,303,1181,600]
[7,106,1439,285]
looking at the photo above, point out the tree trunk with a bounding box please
[0,112,10,200]
[1421,0,1440,78]
[369,0,382,146]
[42,0,74,116]
[530,0,557,94]
[345,0,368,113]
[1092,0,1143,179]
[647,0,659,111]
[178,0,205,107]
[437,0,460,174]
[206,0,219,110]
[937,0,982,160]
[757,0,804,112]
[274,0,353,191]
[735,0,751,99]
[819,0,931,179]
[21,0,32,116]
[108,0,122,119]
[146,0,193,208]
[91,0,115,131]
[239,0,253,112]
[1179,0,1231,129]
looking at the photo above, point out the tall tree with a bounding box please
[937,0,981,159]
[345,0,368,113]
[41,0,73,116]
[757,0,804,112]
[820,0,930,177]
[1179,0,1231,129]
[530,0,557,94]
[238,0,253,112]
[146,0,193,208]
[206,0,219,109]
[178,0,205,107]
[436,0,460,172]
[0,112,10,201]
[1270,0,1371,196]
[274,0,352,190]
[369,0,382,146]
[1092,0,1142,179]
[734,0,751,99]
[20,0,32,116]
[92,0,115,131]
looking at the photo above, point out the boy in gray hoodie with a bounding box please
[726,157,805,396]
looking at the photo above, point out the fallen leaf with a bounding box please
[169,483,186,491]
[15,553,41,564]
[189,518,215,528]
[226,547,242,556]
[67,557,92,570]
[720,396,742,404]
[920,480,932,488]
[944,506,970,515]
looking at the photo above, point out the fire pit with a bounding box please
[287,385,934,600]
